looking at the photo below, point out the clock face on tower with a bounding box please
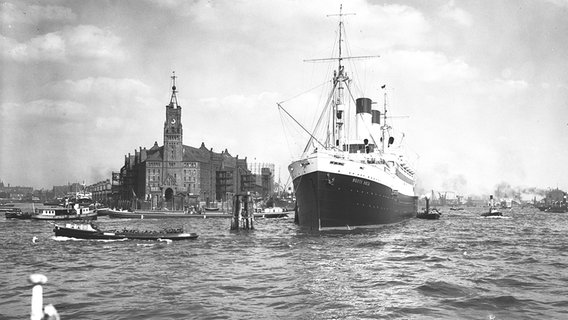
[171,118,176,124]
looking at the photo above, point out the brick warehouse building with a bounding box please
[115,73,257,210]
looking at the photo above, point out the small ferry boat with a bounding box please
[253,207,290,218]
[32,205,97,220]
[95,207,111,216]
[53,223,198,241]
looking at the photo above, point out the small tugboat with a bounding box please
[32,204,97,220]
[2,207,33,219]
[481,195,503,217]
[416,198,441,220]
[53,223,198,241]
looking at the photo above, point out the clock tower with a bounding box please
[162,72,183,191]
[164,71,183,161]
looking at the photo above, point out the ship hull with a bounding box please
[293,170,417,230]
[53,225,198,241]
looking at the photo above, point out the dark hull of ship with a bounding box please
[53,225,198,241]
[416,212,440,220]
[293,171,417,230]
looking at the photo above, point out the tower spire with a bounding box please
[169,71,179,108]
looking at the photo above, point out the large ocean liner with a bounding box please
[281,6,418,230]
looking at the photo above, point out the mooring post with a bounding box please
[243,197,254,230]
[30,274,46,320]
[230,195,240,230]
[230,194,254,230]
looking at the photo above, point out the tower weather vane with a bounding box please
[170,71,179,107]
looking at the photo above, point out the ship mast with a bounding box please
[380,85,409,152]
[328,5,353,150]
[304,5,379,152]
[382,86,388,153]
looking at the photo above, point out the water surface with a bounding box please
[1,207,567,319]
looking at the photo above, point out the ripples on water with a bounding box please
[1,207,568,319]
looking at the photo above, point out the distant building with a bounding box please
[115,73,255,210]
[248,162,275,198]
[545,188,567,206]
[51,183,84,198]
[0,180,33,201]
[430,190,462,206]
[87,179,112,206]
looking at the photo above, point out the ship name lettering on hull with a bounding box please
[352,178,370,186]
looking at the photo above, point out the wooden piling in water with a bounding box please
[230,193,254,230]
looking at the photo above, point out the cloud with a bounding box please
[1,1,76,25]
[439,0,473,27]
[23,99,88,120]
[2,76,158,133]
[145,0,430,53]
[543,0,568,8]
[355,4,431,50]
[192,92,283,150]
[383,50,477,84]
[1,0,566,193]
[1,33,64,61]
[44,77,156,109]
[0,76,163,187]
[1,25,125,62]
[37,77,163,146]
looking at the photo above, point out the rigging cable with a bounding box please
[277,103,326,152]
[277,80,330,105]
[302,82,337,154]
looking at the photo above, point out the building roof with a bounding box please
[140,142,243,164]
[150,141,160,151]
[146,147,163,161]
[183,145,210,162]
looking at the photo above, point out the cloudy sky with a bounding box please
[1,0,567,196]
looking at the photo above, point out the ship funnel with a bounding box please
[356,98,372,140]
[371,110,380,125]
[371,108,381,142]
